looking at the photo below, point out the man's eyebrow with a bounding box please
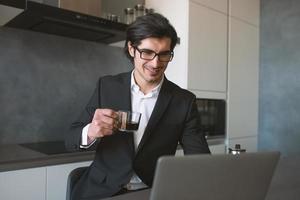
[159,50,173,54]
[139,48,154,51]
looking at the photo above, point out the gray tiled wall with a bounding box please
[0,27,132,145]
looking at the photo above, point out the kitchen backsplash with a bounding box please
[0,27,132,145]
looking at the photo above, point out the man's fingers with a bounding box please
[93,109,118,121]
[92,119,114,130]
[88,108,120,138]
[88,122,114,138]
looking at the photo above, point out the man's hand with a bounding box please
[87,109,119,141]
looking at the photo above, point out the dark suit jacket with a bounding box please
[65,71,210,200]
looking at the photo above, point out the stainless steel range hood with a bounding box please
[0,0,127,44]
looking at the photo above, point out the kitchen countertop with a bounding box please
[0,143,95,172]
[0,137,224,173]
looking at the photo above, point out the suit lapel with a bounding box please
[116,72,132,111]
[115,72,135,157]
[136,78,174,152]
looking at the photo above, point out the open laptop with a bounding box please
[103,151,280,200]
[150,151,280,200]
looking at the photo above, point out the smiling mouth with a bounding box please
[144,65,162,75]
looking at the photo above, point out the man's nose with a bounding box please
[149,55,161,67]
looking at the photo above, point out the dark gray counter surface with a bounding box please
[0,144,95,172]
[0,137,224,173]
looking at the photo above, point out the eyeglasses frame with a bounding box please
[133,46,174,62]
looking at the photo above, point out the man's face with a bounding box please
[128,37,172,88]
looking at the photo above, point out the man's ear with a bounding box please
[127,42,135,57]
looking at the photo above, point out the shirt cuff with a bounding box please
[80,124,96,149]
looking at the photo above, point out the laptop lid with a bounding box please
[150,152,280,200]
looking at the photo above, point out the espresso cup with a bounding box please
[117,111,141,132]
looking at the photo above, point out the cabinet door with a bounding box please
[191,0,228,14]
[229,0,260,26]
[227,18,259,140]
[188,2,228,94]
[146,0,189,89]
[46,161,92,200]
[0,167,46,200]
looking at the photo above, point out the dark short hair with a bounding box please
[124,13,178,63]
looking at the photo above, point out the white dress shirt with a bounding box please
[80,70,164,190]
[126,71,163,190]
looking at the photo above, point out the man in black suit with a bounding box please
[65,13,210,200]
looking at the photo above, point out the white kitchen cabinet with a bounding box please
[146,0,189,89]
[188,1,227,94]
[226,1,259,151]
[147,0,260,150]
[146,0,228,99]
[0,167,46,200]
[191,0,228,14]
[229,0,260,26]
[46,161,92,200]
[227,16,259,139]
[0,161,92,200]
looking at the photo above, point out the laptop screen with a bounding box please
[150,152,280,200]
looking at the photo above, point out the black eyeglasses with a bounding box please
[134,46,174,62]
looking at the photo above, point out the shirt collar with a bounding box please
[130,70,164,97]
